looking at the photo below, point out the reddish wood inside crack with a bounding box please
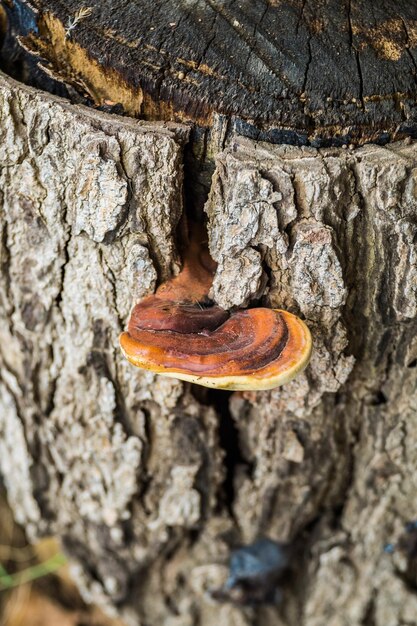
[120,223,312,390]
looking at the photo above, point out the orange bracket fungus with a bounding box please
[120,225,312,391]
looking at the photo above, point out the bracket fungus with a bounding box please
[120,225,312,391]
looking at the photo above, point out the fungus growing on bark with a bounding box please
[120,225,312,390]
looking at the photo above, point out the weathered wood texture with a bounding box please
[3,0,417,145]
[1,70,417,626]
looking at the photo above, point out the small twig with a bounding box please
[65,7,93,39]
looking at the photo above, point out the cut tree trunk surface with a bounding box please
[3,0,417,145]
[0,2,417,626]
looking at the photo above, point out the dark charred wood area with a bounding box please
[2,0,417,146]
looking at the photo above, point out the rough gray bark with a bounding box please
[0,70,417,626]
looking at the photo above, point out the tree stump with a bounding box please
[1,2,417,625]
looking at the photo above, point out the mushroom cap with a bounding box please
[120,304,312,391]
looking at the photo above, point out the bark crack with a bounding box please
[347,0,364,108]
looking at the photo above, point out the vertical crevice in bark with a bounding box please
[206,389,252,523]
[183,126,213,221]
[361,598,376,626]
